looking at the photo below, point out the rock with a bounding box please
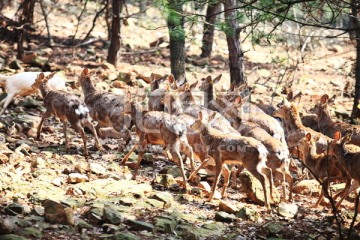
[328,45,343,53]
[85,206,104,225]
[43,199,74,225]
[264,222,284,234]
[5,203,24,216]
[114,232,140,240]
[76,220,93,232]
[278,202,298,218]
[154,215,177,233]
[103,205,122,225]
[219,201,238,214]
[18,227,43,239]
[33,205,44,216]
[61,198,86,209]
[150,192,173,208]
[90,163,106,175]
[236,207,260,222]
[293,179,321,195]
[9,60,23,70]
[159,166,183,178]
[102,223,124,234]
[101,62,116,71]
[112,80,127,89]
[0,235,27,240]
[214,211,237,223]
[155,174,178,188]
[125,219,155,232]
[192,58,209,66]
[67,173,89,183]
[239,170,281,205]
[17,96,40,108]
[198,181,221,199]
[0,218,17,234]
[0,153,9,164]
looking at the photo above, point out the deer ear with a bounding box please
[83,68,89,75]
[213,74,222,84]
[189,81,198,90]
[305,133,312,141]
[229,83,235,91]
[328,94,336,105]
[334,131,342,141]
[198,111,203,121]
[205,76,212,83]
[234,96,242,105]
[39,73,45,79]
[320,94,329,104]
[287,91,293,101]
[49,72,56,79]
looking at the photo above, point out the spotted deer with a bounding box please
[191,112,274,211]
[120,98,195,190]
[78,68,131,144]
[311,94,360,146]
[32,72,102,156]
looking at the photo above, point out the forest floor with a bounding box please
[0,2,359,240]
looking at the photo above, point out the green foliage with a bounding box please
[169,26,185,40]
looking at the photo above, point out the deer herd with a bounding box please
[1,68,360,213]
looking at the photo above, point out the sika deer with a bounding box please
[214,95,293,201]
[78,68,131,144]
[311,94,360,146]
[273,100,331,153]
[120,99,195,190]
[293,133,354,208]
[327,131,360,207]
[191,112,274,211]
[0,71,68,115]
[32,73,102,156]
[199,74,222,109]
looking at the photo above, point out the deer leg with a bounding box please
[169,140,188,191]
[120,144,138,165]
[83,120,103,151]
[0,92,16,115]
[284,166,293,202]
[132,137,147,180]
[251,167,271,212]
[181,140,195,172]
[207,152,222,202]
[262,167,274,202]
[73,123,88,156]
[36,110,52,139]
[62,121,69,152]
[335,180,359,209]
[188,157,212,182]
[220,164,230,198]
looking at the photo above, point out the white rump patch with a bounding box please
[75,105,89,116]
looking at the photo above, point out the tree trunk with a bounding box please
[222,0,245,86]
[167,0,186,81]
[200,1,221,58]
[107,0,124,66]
[351,0,360,120]
[17,0,36,59]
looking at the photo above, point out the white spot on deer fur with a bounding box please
[75,105,89,116]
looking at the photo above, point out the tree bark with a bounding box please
[107,0,124,66]
[167,0,186,81]
[222,0,245,86]
[200,1,221,58]
[351,0,360,120]
[17,0,36,59]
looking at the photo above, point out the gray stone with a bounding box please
[155,174,177,188]
[125,219,155,232]
[154,215,177,233]
[43,199,74,225]
[103,206,122,225]
[102,223,125,234]
[236,207,260,222]
[150,192,173,208]
[0,218,17,234]
[85,207,104,225]
[61,198,87,209]
[114,232,140,240]
[293,179,321,195]
[264,222,284,234]
[219,201,238,214]
[90,163,106,175]
[278,202,298,218]
[19,227,43,239]
[0,235,27,240]
[5,203,24,216]
[214,211,237,223]
[76,220,93,232]
[239,170,280,205]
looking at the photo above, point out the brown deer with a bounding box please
[191,112,274,212]
[120,98,195,190]
[273,100,331,153]
[32,73,102,156]
[292,133,354,208]
[311,94,360,146]
[213,95,293,201]
[78,68,131,145]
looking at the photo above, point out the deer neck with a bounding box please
[81,78,97,98]
[286,106,304,131]
[317,107,335,132]
[204,84,214,108]
[39,82,51,98]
